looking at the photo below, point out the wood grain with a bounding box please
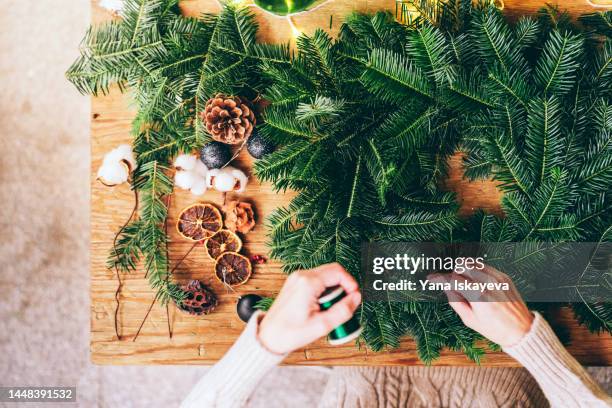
[91,0,611,365]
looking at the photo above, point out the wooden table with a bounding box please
[91,0,611,365]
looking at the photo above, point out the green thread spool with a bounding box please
[253,0,324,16]
[318,286,363,346]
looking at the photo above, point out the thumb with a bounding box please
[313,291,361,333]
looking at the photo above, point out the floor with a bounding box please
[0,1,609,407]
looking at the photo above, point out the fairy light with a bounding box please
[286,0,295,13]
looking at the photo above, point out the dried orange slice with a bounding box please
[215,252,252,286]
[177,203,222,241]
[205,230,242,259]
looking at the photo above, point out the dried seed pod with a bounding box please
[178,280,218,315]
[223,200,256,234]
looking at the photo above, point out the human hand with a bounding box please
[258,263,362,354]
[429,265,534,348]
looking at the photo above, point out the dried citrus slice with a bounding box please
[205,230,242,259]
[176,203,222,241]
[215,252,252,286]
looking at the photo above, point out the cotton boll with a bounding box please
[97,161,129,186]
[114,144,136,169]
[103,144,135,170]
[214,172,236,192]
[206,170,216,188]
[99,0,124,14]
[229,167,248,193]
[193,160,208,178]
[206,169,235,192]
[190,179,208,196]
[103,148,121,165]
[174,154,197,171]
[175,170,197,190]
[206,167,248,193]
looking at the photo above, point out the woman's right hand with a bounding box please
[258,263,361,354]
[429,265,534,348]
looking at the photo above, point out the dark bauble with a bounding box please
[236,294,262,322]
[247,129,275,159]
[200,142,232,169]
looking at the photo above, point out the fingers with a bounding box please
[463,264,523,300]
[429,272,486,302]
[477,264,510,282]
[301,263,360,294]
[462,264,512,286]
[313,291,361,332]
[428,274,476,325]
[447,296,475,325]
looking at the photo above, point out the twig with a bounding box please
[221,138,247,169]
[166,302,173,339]
[165,194,173,339]
[133,291,160,342]
[132,242,199,342]
[112,177,140,341]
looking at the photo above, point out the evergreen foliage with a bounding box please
[68,1,611,361]
[69,0,271,304]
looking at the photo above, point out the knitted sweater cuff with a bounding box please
[181,311,286,408]
[503,312,611,408]
[230,310,288,372]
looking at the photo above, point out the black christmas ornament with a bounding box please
[200,142,232,169]
[236,294,262,322]
[246,129,275,159]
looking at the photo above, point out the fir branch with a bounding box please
[69,1,612,360]
[361,48,434,102]
[534,30,583,96]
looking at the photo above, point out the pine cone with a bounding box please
[178,280,218,315]
[223,200,256,234]
[202,94,256,145]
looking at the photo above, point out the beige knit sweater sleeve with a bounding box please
[503,312,611,408]
[181,311,610,408]
[181,311,286,408]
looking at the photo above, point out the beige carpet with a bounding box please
[0,1,608,407]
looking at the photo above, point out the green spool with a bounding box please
[318,286,363,345]
[253,0,324,16]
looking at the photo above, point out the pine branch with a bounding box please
[534,30,583,96]
[525,96,565,184]
[406,23,456,85]
[361,48,434,102]
[470,7,528,77]
[69,1,612,360]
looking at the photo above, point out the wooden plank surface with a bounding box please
[91,0,612,365]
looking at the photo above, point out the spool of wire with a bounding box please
[318,286,363,345]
